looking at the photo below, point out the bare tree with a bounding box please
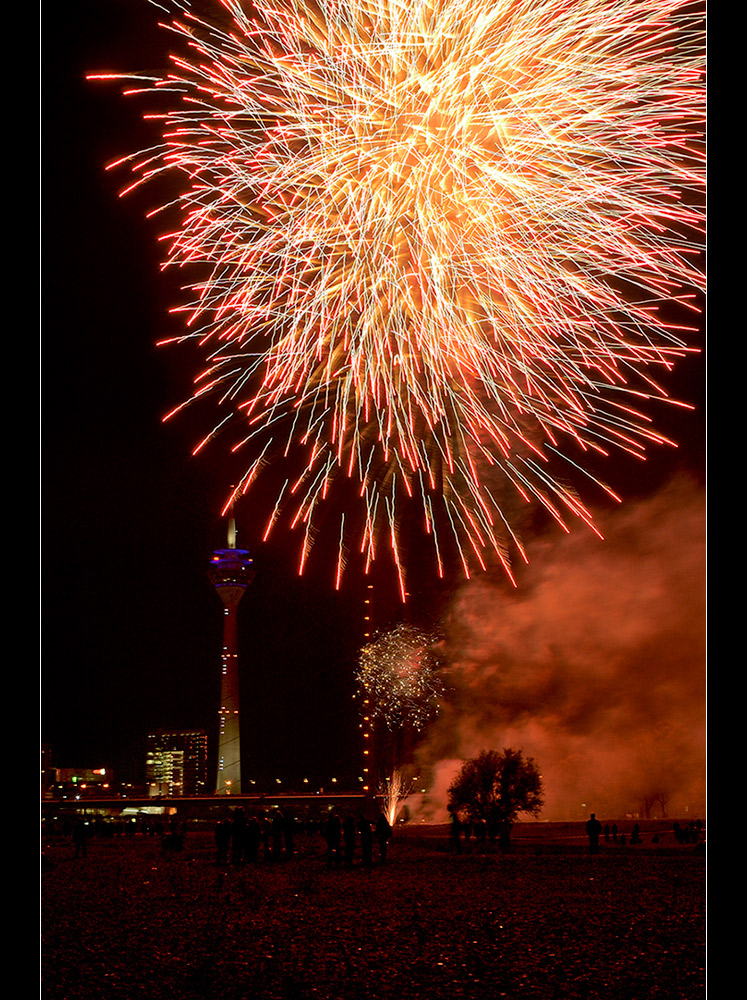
[641,789,670,819]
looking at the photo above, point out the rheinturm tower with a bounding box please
[208,514,254,794]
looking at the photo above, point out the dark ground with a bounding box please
[41,822,705,1000]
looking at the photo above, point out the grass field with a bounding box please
[41,821,705,1000]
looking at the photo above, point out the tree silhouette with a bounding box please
[448,748,544,848]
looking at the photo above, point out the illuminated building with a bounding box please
[50,767,112,799]
[146,730,208,797]
[208,514,254,794]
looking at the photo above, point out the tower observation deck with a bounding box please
[208,516,254,794]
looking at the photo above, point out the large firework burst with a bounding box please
[96,0,705,590]
[357,623,445,730]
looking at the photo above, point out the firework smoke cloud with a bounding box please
[415,477,706,821]
[96,0,705,587]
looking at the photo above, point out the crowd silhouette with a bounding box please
[210,806,394,868]
[43,809,705,865]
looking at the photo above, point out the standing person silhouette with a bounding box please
[73,818,88,859]
[375,812,392,863]
[586,813,602,853]
[448,807,462,854]
[325,812,342,868]
[357,815,373,867]
[343,814,356,867]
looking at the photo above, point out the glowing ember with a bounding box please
[94,0,705,589]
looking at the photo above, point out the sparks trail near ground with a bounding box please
[91,0,705,592]
[379,768,413,825]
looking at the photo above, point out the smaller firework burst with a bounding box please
[379,769,413,826]
[357,624,445,732]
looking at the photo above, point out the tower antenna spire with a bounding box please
[226,495,238,549]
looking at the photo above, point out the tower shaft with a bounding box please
[209,523,254,795]
[216,586,244,793]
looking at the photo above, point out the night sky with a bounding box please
[42,1,705,814]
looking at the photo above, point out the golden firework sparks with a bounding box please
[92,0,705,591]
